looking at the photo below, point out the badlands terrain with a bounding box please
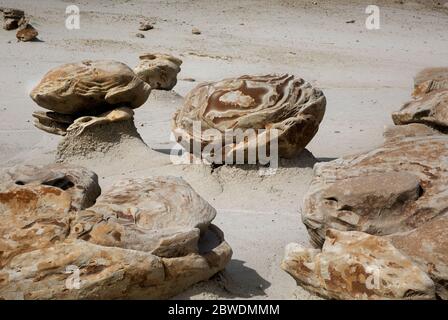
[0,0,447,299]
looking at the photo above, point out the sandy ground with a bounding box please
[0,0,447,299]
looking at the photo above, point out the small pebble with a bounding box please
[191,27,201,35]
[135,33,145,38]
[139,21,154,31]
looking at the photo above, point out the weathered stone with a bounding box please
[172,74,326,161]
[139,21,154,31]
[2,8,24,20]
[0,164,101,211]
[2,8,25,30]
[55,114,147,163]
[302,123,448,247]
[66,107,134,135]
[0,185,74,269]
[413,67,448,98]
[389,215,448,299]
[16,23,38,42]
[134,53,182,90]
[30,60,151,115]
[392,89,448,132]
[192,27,201,35]
[32,111,77,136]
[0,172,232,299]
[282,229,436,300]
[71,177,217,256]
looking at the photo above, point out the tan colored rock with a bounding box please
[192,27,201,35]
[172,74,326,161]
[282,229,436,300]
[71,177,217,256]
[392,89,448,132]
[0,185,73,269]
[0,172,232,299]
[16,23,38,42]
[413,67,448,98]
[134,53,182,90]
[302,123,448,247]
[0,163,101,211]
[30,60,151,115]
[389,215,448,299]
[32,111,77,136]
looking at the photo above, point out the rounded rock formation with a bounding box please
[134,53,182,90]
[172,74,326,161]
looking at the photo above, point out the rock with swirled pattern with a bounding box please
[134,53,182,90]
[172,74,326,160]
[412,67,448,98]
[0,172,232,299]
[389,215,448,300]
[30,60,151,115]
[2,8,25,30]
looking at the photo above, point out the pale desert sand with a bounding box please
[0,0,447,299]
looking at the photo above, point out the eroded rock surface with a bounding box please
[413,67,448,98]
[0,169,231,299]
[134,53,182,90]
[282,229,436,300]
[71,177,217,256]
[302,123,448,248]
[16,23,38,42]
[55,112,148,163]
[0,163,100,210]
[172,74,326,161]
[30,60,151,115]
[392,89,448,132]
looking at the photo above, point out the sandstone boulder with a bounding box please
[30,60,151,115]
[134,53,182,90]
[71,177,217,257]
[302,123,448,247]
[0,163,101,210]
[392,89,448,132]
[16,23,38,42]
[413,67,448,98]
[282,229,436,300]
[0,170,232,299]
[389,215,448,299]
[172,74,326,161]
[32,111,77,136]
